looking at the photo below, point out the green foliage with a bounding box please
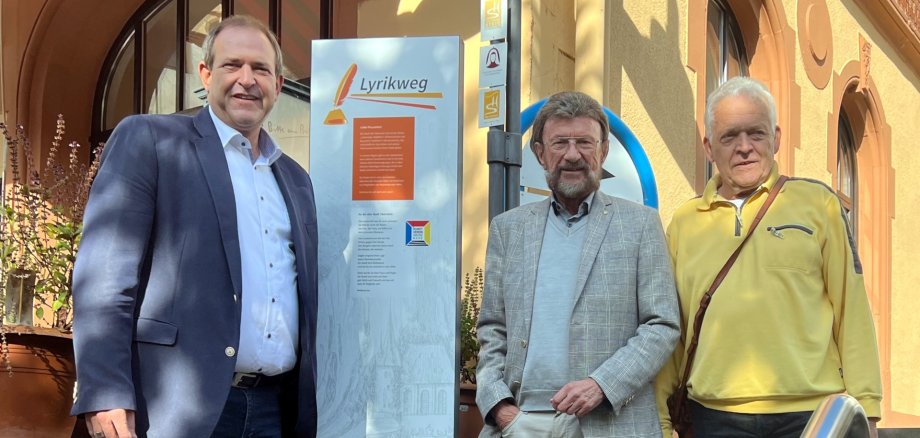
[460,267,483,384]
[0,116,102,330]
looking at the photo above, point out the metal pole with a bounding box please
[486,0,523,222]
[504,0,522,211]
[487,128,506,222]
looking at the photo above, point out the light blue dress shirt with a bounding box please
[209,107,299,376]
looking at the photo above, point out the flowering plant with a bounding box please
[460,267,483,384]
[0,115,102,331]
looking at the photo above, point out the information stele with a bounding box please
[310,37,463,438]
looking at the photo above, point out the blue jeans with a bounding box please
[210,386,283,438]
[689,400,812,438]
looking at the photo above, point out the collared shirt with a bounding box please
[549,192,595,229]
[209,107,298,376]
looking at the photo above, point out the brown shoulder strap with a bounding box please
[676,175,788,388]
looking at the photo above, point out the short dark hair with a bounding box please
[530,91,609,155]
[202,15,283,77]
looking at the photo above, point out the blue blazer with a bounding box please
[71,108,318,437]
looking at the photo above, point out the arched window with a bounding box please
[704,0,749,181]
[829,63,893,421]
[93,0,349,145]
[837,109,858,237]
[690,0,793,192]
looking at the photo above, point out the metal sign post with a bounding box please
[482,0,522,222]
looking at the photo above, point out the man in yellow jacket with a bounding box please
[655,76,882,438]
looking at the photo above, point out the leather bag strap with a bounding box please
[676,175,788,389]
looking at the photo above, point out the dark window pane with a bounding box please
[105,36,136,130]
[281,0,322,83]
[144,0,178,114]
[837,111,858,237]
[705,4,721,96]
[725,26,745,78]
[186,1,222,109]
[704,1,749,183]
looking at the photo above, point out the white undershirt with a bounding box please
[209,107,299,376]
[728,198,745,208]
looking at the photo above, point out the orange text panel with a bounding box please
[352,117,415,201]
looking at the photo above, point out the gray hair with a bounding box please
[203,15,283,77]
[530,91,609,155]
[704,76,777,138]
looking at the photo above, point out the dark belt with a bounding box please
[231,372,285,389]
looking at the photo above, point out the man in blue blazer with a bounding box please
[70,15,318,437]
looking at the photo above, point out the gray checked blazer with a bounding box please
[475,191,680,438]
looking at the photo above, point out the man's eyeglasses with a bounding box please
[543,137,601,152]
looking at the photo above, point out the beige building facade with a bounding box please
[2,0,918,429]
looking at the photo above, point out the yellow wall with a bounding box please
[599,0,697,226]
[358,0,920,426]
[833,11,920,424]
[825,1,920,421]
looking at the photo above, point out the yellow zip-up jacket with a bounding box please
[655,165,882,437]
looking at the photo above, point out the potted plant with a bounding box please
[459,267,483,438]
[0,115,101,437]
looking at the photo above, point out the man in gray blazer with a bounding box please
[476,91,680,438]
[70,16,317,437]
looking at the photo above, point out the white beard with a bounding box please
[545,167,601,201]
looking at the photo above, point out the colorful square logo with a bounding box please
[405,220,431,246]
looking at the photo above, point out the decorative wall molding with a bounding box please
[856,0,920,78]
[798,0,833,89]
[859,34,872,93]
[893,0,919,38]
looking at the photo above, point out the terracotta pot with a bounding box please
[459,382,483,438]
[0,326,85,437]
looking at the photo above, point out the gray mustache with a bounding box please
[558,164,587,172]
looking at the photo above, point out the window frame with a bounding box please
[92,0,336,145]
[836,107,858,238]
[704,0,750,182]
